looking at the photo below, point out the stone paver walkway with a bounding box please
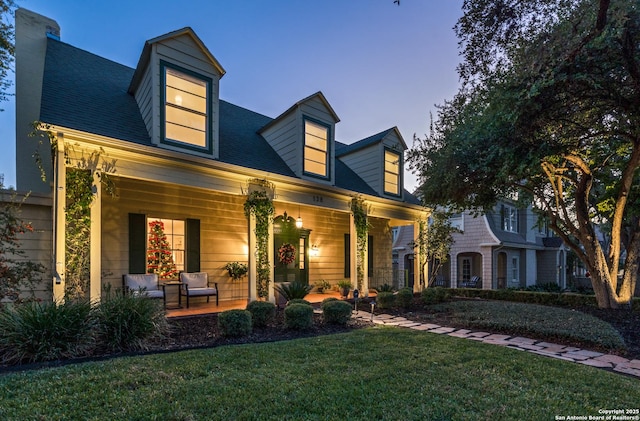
[350,310,640,379]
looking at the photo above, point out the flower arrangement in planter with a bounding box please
[277,243,296,265]
[314,279,331,293]
[224,262,248,281]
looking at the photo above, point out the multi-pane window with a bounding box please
[502,205,518,232]
[511,256,519,283]
[461,258,471,281]
[304,119,328,177]
[147,217,185,279]
[164,66,209,148]
[384,150,400,195]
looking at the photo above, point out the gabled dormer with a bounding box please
[128,28,226,159]
[337,127,407,200]
[259,92,340,185]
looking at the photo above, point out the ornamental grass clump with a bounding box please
[284,303,313,330]
[274,281,313,301]
[322,300,352,325]
[218,309,252,337]
[94,291,168,352]
[0,300,95,364]
[246,300,276,328]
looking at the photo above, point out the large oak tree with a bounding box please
[408,0,640,308]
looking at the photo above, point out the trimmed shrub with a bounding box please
[246,300,276,327]
[322,300,352,325]
[218,309,252,337]
[94,292,168,352]
[376,291,396,309]
[422,287,451,305]
[287,298,311,307]
[321,297,339,310]
[284,303,313,330]
[0,300,95,364]
[396,288,414,309]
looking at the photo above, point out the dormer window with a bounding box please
[304,119,329,178]
[502,205,518,232]
[162,62,212,152]
[384,149,401,196]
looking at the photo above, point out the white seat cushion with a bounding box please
[180,272,208,289]
[185,287,217,297]
[124,274,159,291]
[132,289,164,299]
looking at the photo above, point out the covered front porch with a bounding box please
[165,290,355,318]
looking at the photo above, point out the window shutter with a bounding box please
[186,219,201,272]
[128,213,146,274]
[344,234,350,278]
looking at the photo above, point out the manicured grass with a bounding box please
[424,300,626,350]
[0,328,638,420]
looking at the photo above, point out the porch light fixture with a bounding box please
[296,206,303,228]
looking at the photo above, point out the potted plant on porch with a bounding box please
[224,262,248,281]
[337,280,352,298]
[314,279,331,294]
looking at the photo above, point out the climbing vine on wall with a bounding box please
[244,185,275,299]
[350,195,370,291]
[31,122,117,300]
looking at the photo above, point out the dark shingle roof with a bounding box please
[218,101,295,177]
[39,37,420,203]
[40,38,151,145]
[335,128,395,157]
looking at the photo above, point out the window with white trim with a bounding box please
[511,256,519,283]
[304,119,329,177]
[163,65,210,149]
[502,205,518,233]
[384,149,400,195]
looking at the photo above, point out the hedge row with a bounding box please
[450,288,640,311]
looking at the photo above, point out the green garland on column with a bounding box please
[244,189,275,299]
[350,196,370,291]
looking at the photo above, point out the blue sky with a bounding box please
[1,0,463,191]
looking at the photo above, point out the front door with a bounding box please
[273,213,310,285]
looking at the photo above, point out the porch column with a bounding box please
[52,132,65,303]
[413,219,425,293]
[248,214,257,302]
[89,171,102,302]
[267,221,275,303]
[349,214,368,296]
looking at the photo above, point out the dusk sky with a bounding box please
[1,0,464,191]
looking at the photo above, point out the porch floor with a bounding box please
[165,291,346,318]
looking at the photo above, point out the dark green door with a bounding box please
[273,213,310,285]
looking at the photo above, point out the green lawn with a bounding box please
[421,300,626,350]
[0,327,638,420]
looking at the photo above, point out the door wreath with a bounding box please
[278,243,296,265]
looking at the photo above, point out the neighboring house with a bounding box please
[433,203,567,289]
[13,9,427,303]
[391,225,416,289]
